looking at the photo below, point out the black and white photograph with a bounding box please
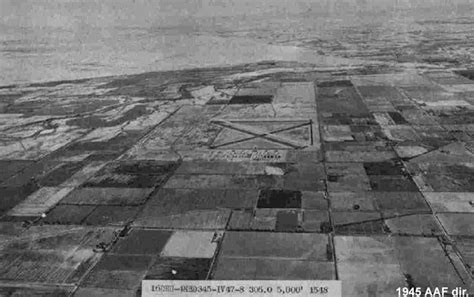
[0,1,473,296]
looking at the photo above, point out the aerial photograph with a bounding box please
[0,0,473,296]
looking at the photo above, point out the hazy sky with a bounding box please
[1,0,473,84]
[2,0,472,30]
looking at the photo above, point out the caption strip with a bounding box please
[142,280,342,297]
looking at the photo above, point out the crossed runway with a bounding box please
[210,118,313,149]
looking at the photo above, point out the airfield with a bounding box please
[0,61,473,296]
